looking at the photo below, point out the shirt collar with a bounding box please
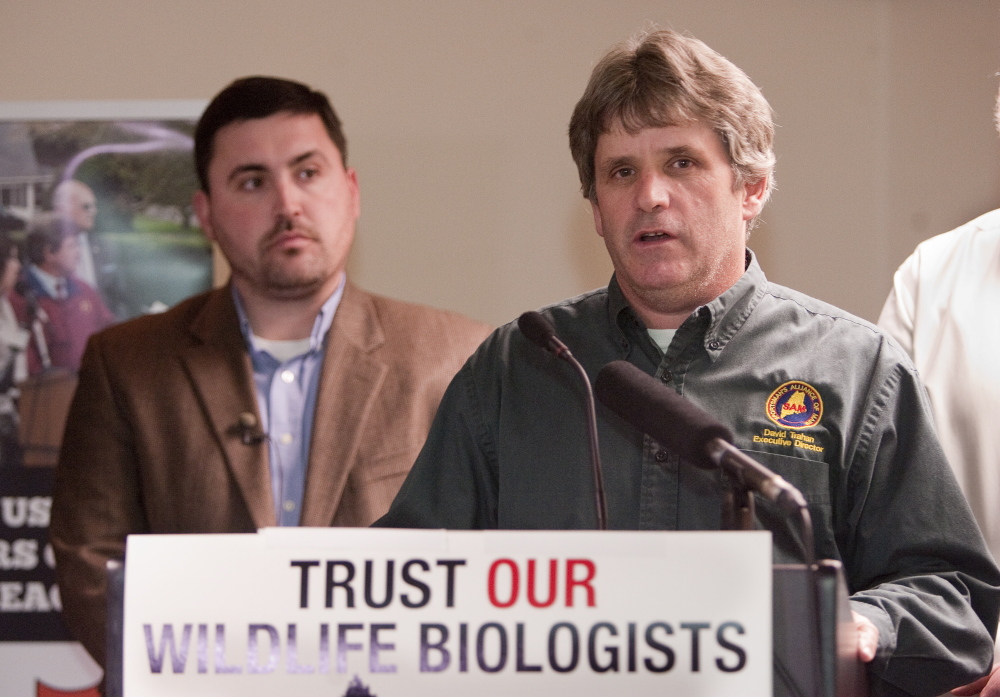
[698,249,766,359]
[28,264,67,298]
[609,249,767,362]
[232,272,347,359]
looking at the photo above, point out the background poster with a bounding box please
[0,99,209,696]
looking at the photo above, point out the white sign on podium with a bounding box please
[123,528,771,696]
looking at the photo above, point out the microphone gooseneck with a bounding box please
[517,311,608,531]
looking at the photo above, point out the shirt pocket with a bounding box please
[741,449,837,564]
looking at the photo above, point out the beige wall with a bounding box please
[2,0,997,325]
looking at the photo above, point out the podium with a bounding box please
[103,529,867,697]
[772,562,867,697]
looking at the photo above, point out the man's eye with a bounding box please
[239,177,263,191]
[298,167,320,180]
[613,167,634,179]
[672,158,694,169]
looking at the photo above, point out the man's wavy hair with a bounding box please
[569,29,776,211]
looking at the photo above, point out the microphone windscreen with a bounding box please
[595,360,733,469]
[517,311,557,351]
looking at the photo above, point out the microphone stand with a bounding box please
[518,312,608,530]
[565,355,607,531]
[706,437,815,566]
[721,485,755,533]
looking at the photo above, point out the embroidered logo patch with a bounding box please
[765,381,823,429]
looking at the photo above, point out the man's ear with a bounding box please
[345,166,361,222]
[741,175,769,222]
[193,190,215,242]
[590,197,605,239]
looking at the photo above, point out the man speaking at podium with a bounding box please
[50,77,491,668]
[377,29,1000,695]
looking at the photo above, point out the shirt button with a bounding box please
[279,433,293,445]
[281,370,295,383]
[660,371,673,383]
[707,340,721,351]
[654,450,669,462]
[282,500,296,512]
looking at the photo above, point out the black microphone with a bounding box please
[594,361,809,517]
[235,412,266,445]
[518,310,572,359]
[518,311,608,530]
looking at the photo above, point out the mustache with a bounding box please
[630,211,681,234]
[260,216,319,249]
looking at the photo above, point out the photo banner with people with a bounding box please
[0,99,210,697]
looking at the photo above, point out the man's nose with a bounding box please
[636,172,671,212]
[274,176,304,218]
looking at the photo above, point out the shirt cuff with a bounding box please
[850,598,896,671]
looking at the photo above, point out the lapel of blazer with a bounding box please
[299,281,388,526]
[181,287,276,528]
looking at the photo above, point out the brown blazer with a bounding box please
[50,281,491,666]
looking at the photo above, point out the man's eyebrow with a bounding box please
[225,150,327,184]
[597,155,636,172]
[227,163,266,184]
[661,144,700,157]
[598,145,702,170]
[289,150,322,167]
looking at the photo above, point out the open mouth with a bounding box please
[638,231,671,242]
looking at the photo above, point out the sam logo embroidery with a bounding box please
[765,380,823,429]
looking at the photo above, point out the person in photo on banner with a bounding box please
[877,86,1000,697]
[52,180,100,288]
[49,76,492,668]
[52,179,126,319]
[0,235,30,467]
[11,220,116,374]
[376,28,1000,696]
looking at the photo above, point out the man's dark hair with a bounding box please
[25,220,68,266]
[194,76,347,192]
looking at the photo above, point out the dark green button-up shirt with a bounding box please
[379,253,1000,696]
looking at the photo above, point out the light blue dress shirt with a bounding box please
[232,276,345,526]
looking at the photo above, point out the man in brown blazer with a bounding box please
[49,76,490,668]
